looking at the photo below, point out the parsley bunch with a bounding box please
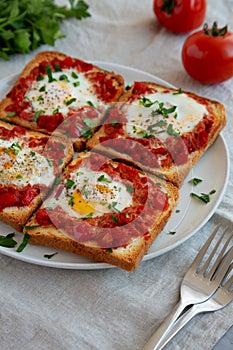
[0,0,90,60]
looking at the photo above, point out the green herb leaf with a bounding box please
[24,225,41,230]
[33,110,43,122]
[0,0,90,60]
[64,98,77,106]
[108,201,120,213]
[65,178,75,189]
[0,233,17,248]
[168,231,176,235]
[83,212,94,219]
[190,189,216,204]
[189,178,203,186]
[111,214,118,224]
[46,65,56,82]
[126,184,134,193]
[97,174,112,183]
[44,252,58,259]
[16,232,30,252]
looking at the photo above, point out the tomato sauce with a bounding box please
[35,158,168,248]
[0,184,40,211]
[5,57,119,135]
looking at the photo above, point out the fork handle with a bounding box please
[157,305,202,350]
[142,299,187,350]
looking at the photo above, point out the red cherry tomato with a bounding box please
[182,22,233,84]
[153,0,206,33]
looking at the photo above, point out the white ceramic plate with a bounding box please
[0,63,230,269]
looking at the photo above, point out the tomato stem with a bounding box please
[203,21,228,36]
[161,0,176,14]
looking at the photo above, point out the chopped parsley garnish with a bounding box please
[65,178,75,189]
[71,71,79,79]
[0,233,17,248]
[173,88,183,95]
[46,65,56,82]
[59,74,69,82]
[81,184,90,198]
[64,98,77,106]
[151,102,177,118]
[166,123,180,137]
[39,85,46,92]
[190,189,216,204]
[110,120,118,126]
[7,111,16,118]
[140,96,157,108]
[36,75,44,81]
[87,100,95,107]
[44,252,58,259]
[126,184,134,193]
[53,107,60,115]
[189,178,203,186]
[30,151,35,156]
[73,81,80,87]
[33,109,43,122]
[111,214,118,224]
[83,212,94,219]
[46,158,53,167]
[16,232,30,252]
[83,118,95,128]
[5,142,22,156]
[78,127,93,140]
[24,225,40,230]
[67,194,74,206]
[54,63,62,72]
[136,129,153,139]
[108,201,120,213]
[168,231,176,235]
[97,174,112,183]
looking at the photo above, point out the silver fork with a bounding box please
[158,263,233,349]
[142,225,233,350]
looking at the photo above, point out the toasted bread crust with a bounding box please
[0,120,74,231]
[0,51,125,151]
[87,82,226,187]
[0,58,227,270]
[24,171,178,271]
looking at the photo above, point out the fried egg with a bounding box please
[49,167,133,219]
[124,91,208,140]
[25,69,103,116]
[0,139,55,187]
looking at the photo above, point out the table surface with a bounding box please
[0,1,233,350]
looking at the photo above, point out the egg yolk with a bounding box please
[72,190,95,215]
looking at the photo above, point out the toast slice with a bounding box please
[0,51,125,151]
[87,82,226,187]
[23,151,179,271]
[0,120,73,231]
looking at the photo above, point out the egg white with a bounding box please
[25,69,105,117]
[124,91,208,140]
[49,167,133,219]
[0,139,55,187]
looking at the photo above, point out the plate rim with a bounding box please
[0,62,230,270]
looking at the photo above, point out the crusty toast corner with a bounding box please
[22,165,179,271]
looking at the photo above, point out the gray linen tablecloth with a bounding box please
[0,1,233,349]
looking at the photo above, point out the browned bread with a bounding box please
[23,151,179,271]
[0,120,73,231]
[0,51,125,151]
[87,81,226,187]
